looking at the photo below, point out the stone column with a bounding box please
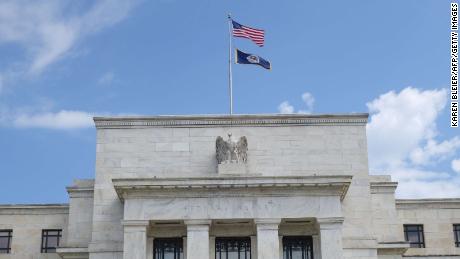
[317,217,344,259]
[121,220,149,259]
[255,218,281,259]
[185,220,211,259]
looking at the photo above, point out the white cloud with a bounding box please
[278,101,294,114]
[0,103,141,130]
[278,91,315,114]
[367,86,460,198]
[98,72,115,85]
[0,0,139,77]
[410,138,460,165]
[13,110,94,129]
[452,158,460,173]
[367,87,447,168]
[298,92,315,114]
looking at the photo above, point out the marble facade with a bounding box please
[0,114,459,259]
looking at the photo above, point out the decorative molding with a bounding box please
[112,175,353,202]
[94,114,368,129]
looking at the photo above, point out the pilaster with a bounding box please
[185,220,211,259]
[255,218,281,259]
[317,217,344,259]
[122,220,149,259]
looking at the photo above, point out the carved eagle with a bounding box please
[216,135,248,164]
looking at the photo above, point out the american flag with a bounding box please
[231,20,265,47]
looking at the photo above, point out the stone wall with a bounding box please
[397,199,460,258]
[370,176,404,243]
[0,204,68,259]
[64,179,94,248]
[1,114,460,259]
[91,114,375,259]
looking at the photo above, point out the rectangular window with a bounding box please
[41,229,62,253]
[215,237,251,259]
[404,224,425,248]
[154,238,183,259]
[0,230,12,254]
[283,236,313,259]
[454,224,460,248]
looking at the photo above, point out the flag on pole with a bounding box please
[235,49,271,70]
[231,20,265,47]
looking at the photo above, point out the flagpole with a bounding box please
[228,14,233,115]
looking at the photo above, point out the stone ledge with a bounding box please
[56,247,89,259]
[376,242,409,255]
[112,175,352,201]
[94,113,368,129]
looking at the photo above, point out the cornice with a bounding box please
[66,179,95,198]
[0,204,69,215]
[396,198,460,209]
[112,175,352,201]
[66,186,94,198]
[94,113,368,129]
[370,182,398,194]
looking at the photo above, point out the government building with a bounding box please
[0,114,459,259]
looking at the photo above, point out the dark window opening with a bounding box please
[283,236,313,259]
[41,229,62,253]
[0,230,12,254]
[404,225,425,248]
[454,224,460,248]
[154,238,183,259]
[215,237,251,259]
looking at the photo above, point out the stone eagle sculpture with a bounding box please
[216,134,248,164]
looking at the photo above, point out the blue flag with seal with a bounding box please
[235,49,271,70]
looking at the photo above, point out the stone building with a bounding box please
[0,114,459,259]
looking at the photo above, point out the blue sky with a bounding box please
[0,0,459,203]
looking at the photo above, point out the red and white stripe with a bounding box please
[233,26,265,47]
